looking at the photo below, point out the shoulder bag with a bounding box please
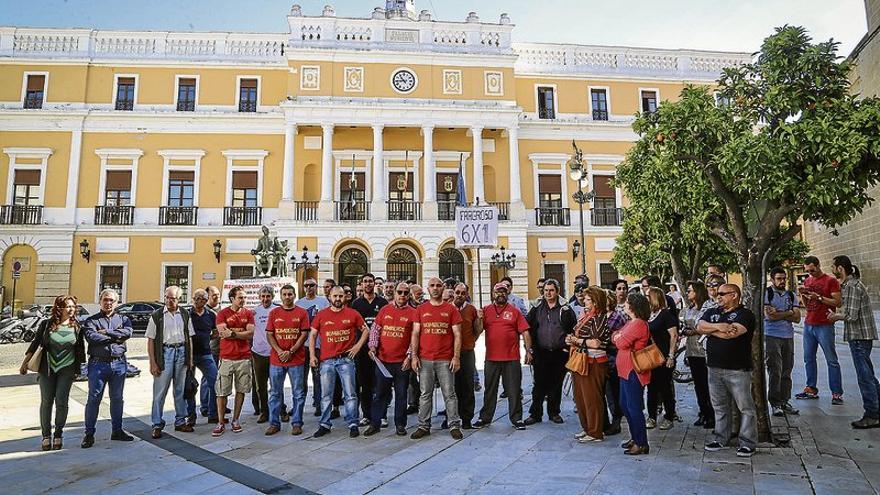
[631,326,665,374]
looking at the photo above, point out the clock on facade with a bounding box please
[391,68,417,93]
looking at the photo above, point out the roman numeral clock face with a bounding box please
[391,69,417,93]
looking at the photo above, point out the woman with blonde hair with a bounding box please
[567,286,612,442]
[645,287,679,430]
[20,295,86,450]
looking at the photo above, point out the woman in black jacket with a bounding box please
[19,295,86,450]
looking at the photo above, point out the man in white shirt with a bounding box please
[147,285,194,439]
[252,285,280,423]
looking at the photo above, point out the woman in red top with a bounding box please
[612,292,652,455]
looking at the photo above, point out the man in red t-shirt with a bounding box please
[212,286,255,436]
[474,283,533,430]
[309,286,369,438]
[411,277,464,440]
[796,256,843,402]
[265,284,310,436]
[364,281,417,437]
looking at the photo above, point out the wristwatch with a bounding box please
[231,330,237,339]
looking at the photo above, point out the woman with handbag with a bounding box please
[645,287,680,430]
[566,286,612,443]
[19,295,86,450]
[612,292,653,455]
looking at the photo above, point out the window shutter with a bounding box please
[105,170,132,190]
[117,77,135,86]
[179,78,196,87]
[26,75,45,91]
[169,170,194,181]
[593,175,615,198]
[538,175,561,194]
[14,169,41,185]
[232,171,258,189]
[240,78,258,89]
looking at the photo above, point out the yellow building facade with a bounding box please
[0,2,750,305]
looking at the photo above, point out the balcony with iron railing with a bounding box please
[159,206,198,226]
[387,200,421,221]
[591,207,623,227]
[489,202,509,221]
[294,201,318,221]
[223,206,262,226]
[334,200,370,221]
[94,205,134,225]
[535,207,571,226]
[0,205,42,225]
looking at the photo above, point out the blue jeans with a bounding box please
[804,324,843,395]
[619,371,647,447]
[84,358,127,435]
[188,354,218,418]
[849,340,880,419]
[319,356,358,429]
[270,364,306,427]
[371,361,409,428]
[151,346,188,428]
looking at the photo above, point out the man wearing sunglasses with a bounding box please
[452,283,482,429]
[366,282,417,436]
[697,284,758,458]
[296,278,330,417]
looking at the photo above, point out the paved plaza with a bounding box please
[1,324,879,494]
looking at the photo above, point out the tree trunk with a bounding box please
[741,257,772,443]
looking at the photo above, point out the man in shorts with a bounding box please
[212,286,255,436]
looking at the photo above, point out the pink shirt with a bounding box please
[611,319,652,386]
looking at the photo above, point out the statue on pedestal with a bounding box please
[252,226,276,277]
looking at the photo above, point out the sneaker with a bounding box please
[736,446,755,458]
[704,441,726,452]
[265,425,281,436]
[381,419,389,428]
[574,430,588,439]
[851,417,880,429]
[658,419,673,430]
[795,387,819,400]
[645,418,657,429]
[410,428,430,440]
[781,403,800,415]
[111,430,134,442]
[358,418,371,427]
[314,426,331,438]
[364,425,380,437]
[231,421,243,433]
[291,425,303,436]
[396,426,407,436]
[832,394,844,405]
[577,434,603,443]
[513,421,526,430]
[450,428,463,440]
[151,427,163,439]
[211,424,226,437]
[349,426,360,438]
[772,406,784,417]
[472,419,489,429]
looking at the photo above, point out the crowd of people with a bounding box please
[18,254,879,459]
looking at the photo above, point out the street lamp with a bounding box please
[572,239,581,261]
[292,246,320,272]
[79,239,90,263]
[567,140,592,277]
[212,239,222,263]
[490,246,516,270]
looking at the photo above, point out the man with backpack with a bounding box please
[764,267,801,417]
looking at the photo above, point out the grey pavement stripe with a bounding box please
[67,385,315,495]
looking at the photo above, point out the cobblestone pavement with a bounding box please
[1,324,879,494]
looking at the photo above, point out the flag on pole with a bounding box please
[456,153,467,207]
[345,154,356,217]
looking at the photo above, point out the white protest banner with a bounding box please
[221,277,296,308]
[455,205,499,248]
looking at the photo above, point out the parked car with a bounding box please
[114,301,162,332]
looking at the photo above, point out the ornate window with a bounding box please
[386,247,419,283]
[439,247,466,284]
[337,248,369,289]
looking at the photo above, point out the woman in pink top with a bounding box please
[612,292,652,455]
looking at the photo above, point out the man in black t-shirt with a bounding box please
[697,283,758,458]
[350,273,389,426]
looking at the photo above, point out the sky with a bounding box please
[0,0,868,55]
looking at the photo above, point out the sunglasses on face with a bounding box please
[707,283,720,288]
[717,291,733,297]
[304,283,316,287]
[396,290,410,295]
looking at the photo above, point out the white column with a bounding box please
[422,125,437,220]
[281,123,297,201]
[372,124,387,220]
[507,125,527,221]
[65,126,83,224]
[472,125,485,204]
[318,123,334,220]
[320,124,334,202]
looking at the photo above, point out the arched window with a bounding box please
[386,247,419,283]
[439,246,466,284]
[337,248,369,289]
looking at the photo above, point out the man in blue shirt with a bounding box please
[81,288,134,448]
[187,288,219,423]
[764,267,801,417]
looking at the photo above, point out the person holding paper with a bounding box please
[366,282,418,436]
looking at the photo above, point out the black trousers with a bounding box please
[356,346,374,418]
[603,356,623,426]
[688,356,715,423]
[454,350,477,425]
[408,370,420,408]
[251,354,275,415]
[302,346,322,409]
[371,361,409,428]
[647,365,676,421]
[529,348,568,419]
[479,360,523,424]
